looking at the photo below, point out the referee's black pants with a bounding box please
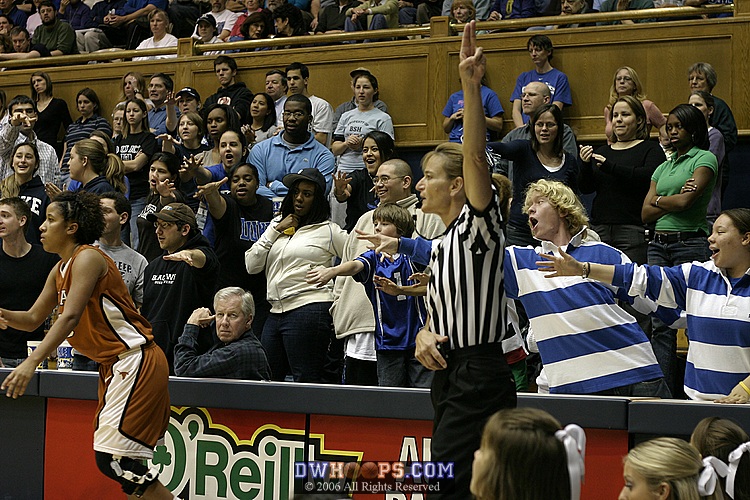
[430,343,517,499]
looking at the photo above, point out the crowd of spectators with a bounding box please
[0,0,732,63]
[0,15,747,500]
[0,4,745,404]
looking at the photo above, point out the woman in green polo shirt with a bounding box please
[641,103,718,397]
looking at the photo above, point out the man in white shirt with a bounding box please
[285,61,334,146]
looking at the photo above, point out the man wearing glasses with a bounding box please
[251,94,335,200]
[331,158,445,385]
[141,203,219,372]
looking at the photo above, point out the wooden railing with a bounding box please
[0,3,744,147]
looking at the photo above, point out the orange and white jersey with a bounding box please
[57,245,154,363]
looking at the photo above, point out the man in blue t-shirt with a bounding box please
[442,81,504,143]
[510,34,572,127]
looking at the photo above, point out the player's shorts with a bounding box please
[93,342,170,460]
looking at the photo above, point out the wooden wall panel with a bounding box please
[1,15,746,146]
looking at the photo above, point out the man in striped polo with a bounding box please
[504,178,680,396]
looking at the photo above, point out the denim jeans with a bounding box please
[594,377,672,398]
[261,302,334,383]
[127,196,147,250]
[0,357,26,368]
[648,236,709,396]
[376,348,433,388]
[591,223,648,265]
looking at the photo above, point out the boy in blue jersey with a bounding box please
[306,204,432,388]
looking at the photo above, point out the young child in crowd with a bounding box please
[306,203,431,388]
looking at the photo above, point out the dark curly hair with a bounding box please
[52,191,105,245]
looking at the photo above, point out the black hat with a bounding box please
[176,87,201,101]
[282,168,326,194]
[146,203,197,229]
[197,14,217,32]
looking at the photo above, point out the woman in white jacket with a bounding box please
[246,168,347,383]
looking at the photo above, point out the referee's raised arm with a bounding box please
[459,20,493,212]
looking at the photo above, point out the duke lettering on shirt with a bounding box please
[239,220,270,243]
[20,195,43,216]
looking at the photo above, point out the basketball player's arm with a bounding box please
[2,250,106,398]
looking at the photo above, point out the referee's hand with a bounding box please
[415,328,448,371]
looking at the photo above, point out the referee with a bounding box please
[358,22,517,498]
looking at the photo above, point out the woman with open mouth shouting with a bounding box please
[538,208,750,404]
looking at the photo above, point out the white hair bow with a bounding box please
[725,441,750,499]
[698,456,729,496]
[555,424,586,500]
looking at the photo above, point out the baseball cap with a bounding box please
[176,87,201,101]
[146,203,197,229]
[282,168,326,194]
[350,67,372,78]
[197,14,217,31]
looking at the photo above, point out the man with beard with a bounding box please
[250,94,335,200]
[30,1,76,55]
[142,203,219,371]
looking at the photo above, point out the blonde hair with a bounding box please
[523,179,588,236]
[625,437,721,500]
[74,139,127,194]
[607,66,648,110]
[449,0,476,22]
[120,71,147,103]
[420,142,463,180]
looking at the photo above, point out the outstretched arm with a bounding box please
[306,260,364,286]
[536,248,616,284]
[459,21,493,212]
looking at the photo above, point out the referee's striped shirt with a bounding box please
[427,193,509,349]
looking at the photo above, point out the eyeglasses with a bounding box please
[373,175,404,185]
[282,111,306,119]
[154,221,175,230]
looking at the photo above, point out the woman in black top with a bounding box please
[579,95,666,265]
[115,98,158,249]
[0,142,49,245]
[136,152,185,262]
[30,72,72,157]
[333,130,395,232]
